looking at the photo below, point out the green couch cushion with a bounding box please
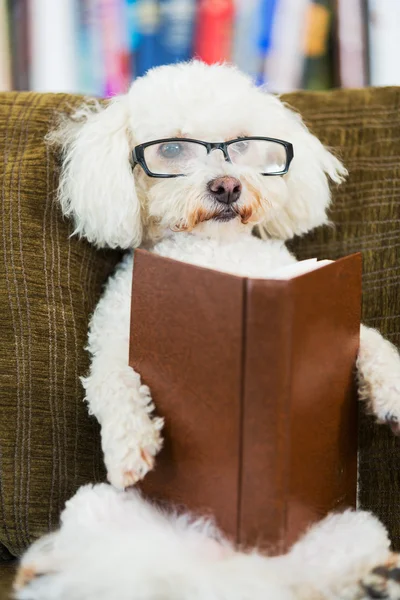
[284,87,400,547]
[0,92,120,558]
[0,562,17,599]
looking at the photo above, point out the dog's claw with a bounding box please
[140,448,154,468]
[122,470,141,488]
[389,420,400,436]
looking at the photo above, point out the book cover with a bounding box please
[194,0,235,65]
[131,250,361,549]
[158,0,196,65]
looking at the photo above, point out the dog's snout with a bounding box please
[208,177,242,205]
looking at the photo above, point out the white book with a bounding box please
[368,0,400,86]
[337,0,367,88]
[232,0,261,80]
[29,0,79,93]
[263,0,310,93]
[0,0,12,91]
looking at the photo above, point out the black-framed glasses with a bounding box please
[132,137,294,178]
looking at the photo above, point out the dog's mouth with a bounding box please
[212,207,238,222]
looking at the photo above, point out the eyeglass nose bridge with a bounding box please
[207,142,231,163]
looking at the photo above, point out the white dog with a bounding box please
[48,60,400,490]
[13,482,400,600]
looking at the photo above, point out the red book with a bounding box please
[194,0,235,64]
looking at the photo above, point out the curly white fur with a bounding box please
[47,60,400,489]
[14,483,392,600]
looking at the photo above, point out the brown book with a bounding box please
[130,250,362,551]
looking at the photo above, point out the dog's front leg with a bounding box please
[83,253,163,489]
[357,325,400,431]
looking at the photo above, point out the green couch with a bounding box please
[0,87,399,597]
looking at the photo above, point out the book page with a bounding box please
[266,258,333,280]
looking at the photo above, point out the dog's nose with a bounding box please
[208,177,242,204]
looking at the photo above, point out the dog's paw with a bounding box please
[357,326,400,432]
[358,555,400,600]
[103,407,164,489]
[361,373,400,434]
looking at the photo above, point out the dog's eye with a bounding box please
[232,140,249,154]
[158,142,184,159]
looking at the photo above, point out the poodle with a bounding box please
[13,482,400,600]
[47,60,400,490]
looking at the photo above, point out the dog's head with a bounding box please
[48,61,347,249]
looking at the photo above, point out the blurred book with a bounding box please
[7,0,30,91]
[263,0,310,92]
[77,0,104,96]
[336,0,368,88]
[368,0,400,86]
[0,0,11,91]
[257,0,278,84]
[301,0,333,90]
[135,0,161,77]
[99,0,130,96]
[194,0,235,65]
[29,0,78,92]
[126,0,140,79]
[233,0,277,84]
[158,0,196,65]
[233,0,262,79]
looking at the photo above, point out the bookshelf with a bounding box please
[1,0,399,96]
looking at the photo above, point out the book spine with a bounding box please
[7,0,30,91]
[126,0,140,79]
[336,0,367,88]
[240,280,292,550]
[368,0,400,86]
[0,0,12,90]
[256,0,278,85]
[158,0,196,65]
[77,0,96,95]
[88,0,107,96]
[263,0,309,93]
[232,0,262,80]
[135,0,161,77]
[194,0,235,65]
[29,0,78,92]
[99,0,130,96]
[301,0,333,91]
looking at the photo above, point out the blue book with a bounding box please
[157,0,196,65]
[257,0,278,85]
[125,0,140,78]
[233,0,277,85]
[135,0,161,77]
[77,0,105,96]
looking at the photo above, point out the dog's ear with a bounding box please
[257,97,347,240]
[47,96,142,249]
